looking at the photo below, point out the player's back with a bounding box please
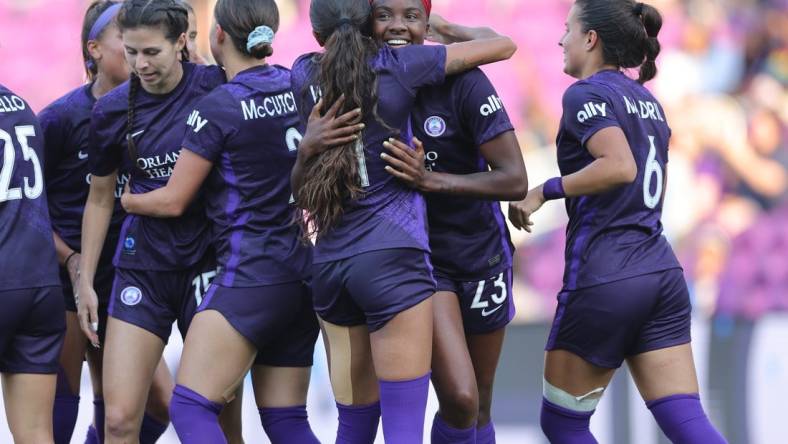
[555,70,679,290]
[0,83,59,290]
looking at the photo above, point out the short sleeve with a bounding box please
[561,82,620,146]
[456,69,514,146]
[37,105,67,179]
[291,54,319,129]
[181,89,236,163]
[392,45,447,94]
[88,100,123,177]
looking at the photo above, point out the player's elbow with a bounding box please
[510,173,529,200]
[501,37,517,59]
[161,196,187,217]
[616,156,638,185]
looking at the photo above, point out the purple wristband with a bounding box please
[542,177,566,200]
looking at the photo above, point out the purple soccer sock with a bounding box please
[379,373,430,444]
[84,425,99,444]
[647,394,727,444]
[54,366,80,444]
[258,405,319,444]
[170,384,226,444]
[540,398,598,444]
[139,413,168,444]
[91,398,105,443]
[476,421,495,444]
[430,413,475,444]
[336,401,380,444]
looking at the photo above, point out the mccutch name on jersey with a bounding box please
[241,92,297,121]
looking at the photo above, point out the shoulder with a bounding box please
[197,84,237,111]
[40,85,92,122]
[95,81,130,113]
[291,53,318,82]
[191,63,226,90]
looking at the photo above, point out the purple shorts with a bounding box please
[312,248,436,332]
[198,281,319,367]
[434,267,515,335]
[0,286,65,374]
[62,265,114,341]
[108,255,216,343]
[546,268,691,368]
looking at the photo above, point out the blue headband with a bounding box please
[88,3,122,41]
[246,25,275,53]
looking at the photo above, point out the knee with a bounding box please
[439,387,479,428]
[145,382,172,423]
[104,405,140,439]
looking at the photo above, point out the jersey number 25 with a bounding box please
[0,125,42,203]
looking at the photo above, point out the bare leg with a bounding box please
[2,372,57,444]
[102,318,165,444]
[430,292,478,429]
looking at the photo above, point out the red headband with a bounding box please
[370,0,431,17]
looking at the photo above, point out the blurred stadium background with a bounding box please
[1,0,787,442]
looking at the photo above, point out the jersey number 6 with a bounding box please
[643,135,663,209]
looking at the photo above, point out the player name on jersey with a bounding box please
[623,96,664,122]
[241,92,297,121]
[0,95,27,113]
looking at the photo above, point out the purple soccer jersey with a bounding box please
[181,65,311,287]
[89,62,224,271]
[0,83,60,290]
[38,84,127,265]
[412,68,515,279]
[556,70,680,290]
[291,44,446,263]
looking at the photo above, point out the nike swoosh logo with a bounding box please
[78,150,88,160]
[481,305,503,317]
[128,130,145,140]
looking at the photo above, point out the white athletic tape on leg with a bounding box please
[543,377,605,412]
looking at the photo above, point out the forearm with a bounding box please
[123,187,183,218]
[433,22,501,43]
[79,183,115,283]
[53,231,76,266]
[560,157,635,197]
[423,168,527,200]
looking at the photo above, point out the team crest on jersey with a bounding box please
[123,235,136,255]
[120,286,142,306]
[424,116,446,137]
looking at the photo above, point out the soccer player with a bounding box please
[507,1,727,443]
[291,0,517,441]
[180,0,207,65]
[373,2,528,443]
[75,1,224,442]
[0,84,65,443]
[38,2,174,443]
[119,0,347,442]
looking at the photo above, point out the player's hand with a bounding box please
[382,137,435,192]
[426,14,454,44]
[65,252,81,289]
[508,185,544,232]
[120,181,132,213]
[300,96,365,159]
[76,278,101,348]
